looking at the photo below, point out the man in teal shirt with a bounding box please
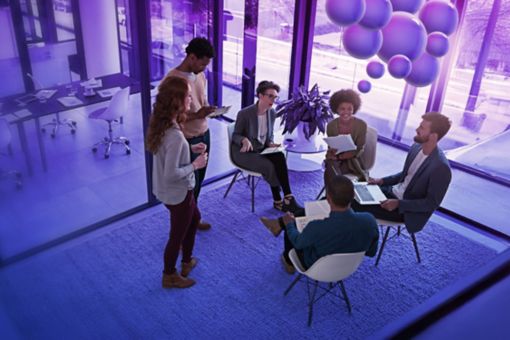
[261,175,379,271]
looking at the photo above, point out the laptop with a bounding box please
[353,182,387,205]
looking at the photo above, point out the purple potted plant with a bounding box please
[275,83,333,141]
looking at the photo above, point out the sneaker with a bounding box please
[281,255,296,274]
[197,220,211,230]
[260,217,282,237]
[273,200,283,211]
[181,257,198,277]
[282,196,304,215]
[162,272,196,288]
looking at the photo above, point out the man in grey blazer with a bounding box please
[351,112,452,233]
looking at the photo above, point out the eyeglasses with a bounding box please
[263,93,279,100]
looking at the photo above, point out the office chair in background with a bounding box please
[88,87,131,159]
[27,73,78,137]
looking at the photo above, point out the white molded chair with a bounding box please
[88,87,130,159]
[223,122,262,212]
[0,119,22,189]
[316,126,378,199]
[375,219,421,266]
[284,249,365,326]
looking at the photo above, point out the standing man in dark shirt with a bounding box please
[261,175,379,272]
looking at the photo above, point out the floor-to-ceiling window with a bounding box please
[309,0,405,138]
[439,0,510,181]
[254,0,295,100]
[0,0,149,263]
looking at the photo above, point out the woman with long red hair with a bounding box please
[147,76,208,288]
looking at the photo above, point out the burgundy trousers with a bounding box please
[163,190,201,274]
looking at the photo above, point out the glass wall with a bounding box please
[222,0,244,118]
[309,0,406,137]
[0,0,148,262]
[254,0,295,100]
[440,0,510,182]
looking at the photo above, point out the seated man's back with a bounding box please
[290,209,379,269]
[283,175,379,269]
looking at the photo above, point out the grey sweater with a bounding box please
[152,125,195,205]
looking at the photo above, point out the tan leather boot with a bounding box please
[162,272,196,288]
[181,258,198,277]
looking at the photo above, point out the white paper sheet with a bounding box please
[323,134,356,154]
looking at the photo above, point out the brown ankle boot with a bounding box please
[181,257,198,277]
[260,217,282,237]
[162,272,196,288]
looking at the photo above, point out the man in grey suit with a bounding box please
[351,112,452,233]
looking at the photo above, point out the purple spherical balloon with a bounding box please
[388,55,412,78]
[366,61,385,78]
[326,0,366,27]
[426,32,449,57]
[419,0,459,36]
[390,0,424,14]
[377,12,427,62]
[359,0,393,30]
[343,24,383,59]
[405,52,440,87]
[358,80,372,93]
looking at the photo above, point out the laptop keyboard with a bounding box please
[355,185,375,202]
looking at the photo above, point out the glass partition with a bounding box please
[254,0,295,100]
[0,0,149,262]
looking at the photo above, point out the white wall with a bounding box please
[0,7,18,60]
[78,0,121,78]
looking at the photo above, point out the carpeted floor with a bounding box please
[0,170,498,339]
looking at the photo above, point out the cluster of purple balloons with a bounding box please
[326,0,459,92]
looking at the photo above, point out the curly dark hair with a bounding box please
[146,76,189,154]
[185,37,215,59]
[256,80,280,95]
[329,89,362,114]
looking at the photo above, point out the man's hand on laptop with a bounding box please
[368,177,383,185]
[381,199,399,211]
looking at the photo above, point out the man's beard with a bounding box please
[414,135,429,143]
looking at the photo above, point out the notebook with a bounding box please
[353,182,387,205]
[260,145,284,155]
[58,96,83,107]
[97,87,121,98]
[323,134,356,154]
[294,200,330,232]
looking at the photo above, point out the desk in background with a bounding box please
[0,73,141,175]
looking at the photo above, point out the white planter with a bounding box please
[283,121,327,153]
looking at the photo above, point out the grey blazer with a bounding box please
[230,103,282,187]
[231,102,276,153]
[383,143,452,233]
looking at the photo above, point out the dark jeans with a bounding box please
[278,211,306,265]
[350,185,404,222]
[262,151,291,201]
[163,191,201,274]
[187,129,210,202]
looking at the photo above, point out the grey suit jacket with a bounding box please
[382,143,452,233]
[231,102,276,153]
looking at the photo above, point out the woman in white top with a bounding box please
[147,76,208,289]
